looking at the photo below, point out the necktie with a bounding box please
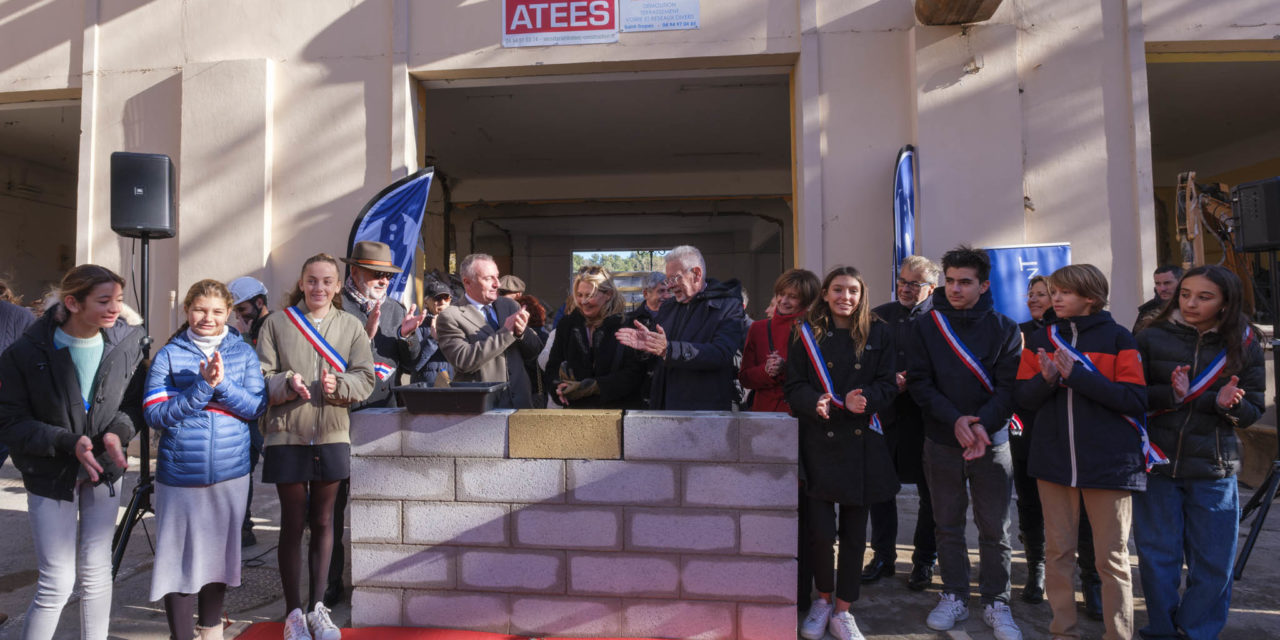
[484,305,499,330]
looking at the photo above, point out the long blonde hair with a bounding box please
[284,253,343,310]
[568,265,625,322]
[804,266,874,358]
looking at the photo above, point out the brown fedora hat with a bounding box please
[342,241,403,273]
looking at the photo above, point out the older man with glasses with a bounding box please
[617,245,746,411]
[865,255,943,592]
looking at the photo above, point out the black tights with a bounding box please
[277,480,341,614]
[163,582,226,640]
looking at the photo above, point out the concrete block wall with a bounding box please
[349,409,798,640]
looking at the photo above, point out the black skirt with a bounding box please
[261,443,350,484]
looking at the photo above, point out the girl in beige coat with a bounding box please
[256,253,374,640]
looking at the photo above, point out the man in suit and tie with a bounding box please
[437,253,544,408]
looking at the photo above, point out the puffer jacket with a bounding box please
[144,328,266,487]
[0,300,35,356]
[1137,314,1267,480]
[0,307,145,501]
[649,278,747,411]
[257,304,376,447]
[906,288,1022,448]
[1015,311,1148,491]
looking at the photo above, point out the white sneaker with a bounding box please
[926,593,969,631]
[827,610,865,640]
[283,608,311,640]
[983,601,1023,640]
[799,599,834,640]
[306,602,341,640]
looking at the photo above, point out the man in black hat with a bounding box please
[411,278,456,387]
[327,240,428,606]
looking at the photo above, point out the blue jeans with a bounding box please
[1132,473,1238,640]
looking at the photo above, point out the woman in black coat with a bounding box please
[784,266,898,640]
[544,266,647,409]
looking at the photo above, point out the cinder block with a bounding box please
[623,599,736,640]
[514,505,622,550]
[682,556,796,603]
[740,604,799,640]
[568,552,680,597]
[403,501,509,547]
[737,412,798,463]
[351,544,454,589]
[510,595,622,637]
[567,460,679,506]
[350,456,453,501]
[509,409,622,459]
[350,500,401,544]
[624,410,737,461]
[350,587,403,627]
[740,511,797,557]
[350,408,402,456]
[626,508,737,554]
[683,464,797,510]
[403,590,511,634]
[458,549,565,593]
[456,459,565,503]
[401,410,511,458]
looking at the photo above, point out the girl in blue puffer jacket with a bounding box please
[144,279,266,640]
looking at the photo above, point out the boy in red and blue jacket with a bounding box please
[1014,264,1147,640]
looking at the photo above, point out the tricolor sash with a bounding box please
[1150,326,1253,417]
[284,306,348,372]
[145,386,243,419]
[374,362,395,381]
[930,311,994,394]
[798,322,882,434]
[1047,325,1168,471]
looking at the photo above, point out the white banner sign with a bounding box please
[620,0,699,32]
[503,0,620,48]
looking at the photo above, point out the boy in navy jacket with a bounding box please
[906,246,1024,640]
[1015,264,1147,640]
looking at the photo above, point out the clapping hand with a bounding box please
[400,304,429,337]
[1215,375,1245,410]
[199,352,224,387]
[845,388,867,414]
[1171,365,1191,403]
[1037,348,1059,383]
[364,298,384,340]
[289,373,311,400]
[764,351,784,378]
[503,307,531,335]
[320,368,338,395]
[1053,348,1075,379]
[616,321,668,357]
[895,370,907,392]
[816,393,833,420]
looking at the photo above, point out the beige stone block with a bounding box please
[508,409,622,460]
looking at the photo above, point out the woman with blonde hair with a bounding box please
[544,265,647,409]
[256,254,375,640]
[0,264,146,640]
[145,279,266,640]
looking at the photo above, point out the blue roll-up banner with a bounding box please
[984,243,1071,323]
[347,167,435,305]
[892,145,917,296]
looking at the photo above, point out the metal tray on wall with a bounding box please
[393,381,508,414]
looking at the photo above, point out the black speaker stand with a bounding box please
[111,234,156,580]
[1234,249,1280,580]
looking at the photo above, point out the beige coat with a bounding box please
[256,304,375,446]
[436,296,542,408]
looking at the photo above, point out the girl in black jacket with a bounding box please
[1133,265,1265,640]
[0,265,145,640]
[545,266,646,409]
[785,266,898,640]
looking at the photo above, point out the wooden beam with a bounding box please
[914,0,1004,26]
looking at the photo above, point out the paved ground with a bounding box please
[0,459,1276,639]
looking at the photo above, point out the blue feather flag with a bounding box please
[892,145,916,297]
[347,168,435,305]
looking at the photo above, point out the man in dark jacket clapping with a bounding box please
[617,245,746,411]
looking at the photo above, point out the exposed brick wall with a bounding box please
[349,409,798,639]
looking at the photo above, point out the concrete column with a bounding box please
[177,59,273,288]
[914,24,1024,259]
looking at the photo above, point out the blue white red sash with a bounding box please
[931,311,995,393]
[798,322,882,434]
[145,386,243,419]
[284,306,348,372]
[1009,413,1025,436]
[1183,326,1252,405]
[1047,325,1168,470]
[374,362,395,382]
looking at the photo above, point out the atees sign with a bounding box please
[502,0,619,48]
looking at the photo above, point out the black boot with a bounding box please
[860,556,895,583]
[907,562,934,591]
[1020,534,1046,603]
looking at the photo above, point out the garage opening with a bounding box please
[420,68,792,319]
[0,100,79,310]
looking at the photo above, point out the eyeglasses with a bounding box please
[896,278,933,291]
[369,270,396,281]
[577,265,606,275]
[664,269,691,288]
